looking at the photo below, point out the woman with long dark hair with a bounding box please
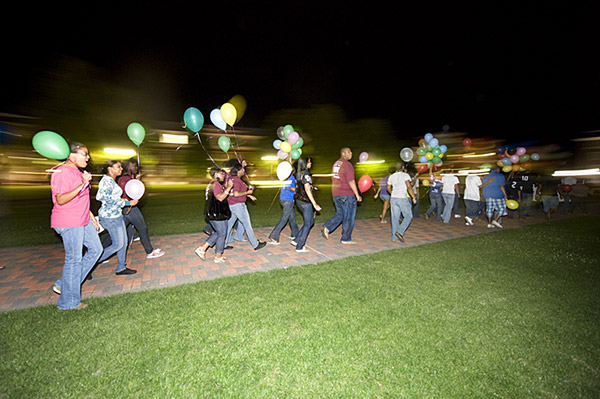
[293,157,321,253]
[118,158,164,259]
[96,160,138,275]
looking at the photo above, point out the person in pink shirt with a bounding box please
[321,147,363,244]
[50,142,102,310]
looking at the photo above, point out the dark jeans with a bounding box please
[295,200,315,250]
[519,192,533,218]
[206,219,228,254]
[426,192,443,221]
[464,199,483,218]
[412,198,420,218]
[269,199,299,242]
[324,195,357,242]
[102,206,154,254]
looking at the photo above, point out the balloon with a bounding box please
[417,164,428,173]
[509,155,519,164]
[273,139,282,150]
[418,138,427,147]
[434,161,443,168]
[183,107,204,133]
[220,103,237,126]
[427,161,433,168]
[417,147,426,156]
[276,126,286,140]
[277,150,288,160]
[516,147,526,156]
[218,136,230,152]
[422,179,430,187]
[228,94,247,124]
[496,146,505,154]
[279,141,292,153]
[282,124,294,138]
[359,152,369,163]
[425,152,434,160]
[358,175,373,193]
[432,156,441,164]
[287,131,299,145]
[32,131,70,160]
[531,153,540,161]
[512,164,520,172]
[419,155,428,163]
[290,149,301,160]
[438,153,444,158]
[210,109,227,131]
[291,137,304,150]
[439,145,448,153]
[276,161,292,181]
[497,160,504,167]
[507,148,517,156]
[501,158,512,166]
[502,165,513,173]
[432,147,441,156]
[521,162,531,169]
[463,138,472,148]
[429,138,439,148]
[562,184,572,193]
[506,199,519,210]
[480,163,492,170]
[127,122,146,146]
[424,133,433,142]
[519,154,530,162]
[400,147,414,162]
[125,179,145,200]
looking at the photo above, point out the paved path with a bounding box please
[0,213,578,312]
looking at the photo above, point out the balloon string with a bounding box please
[45,161,66,177]
[194,132,220,168]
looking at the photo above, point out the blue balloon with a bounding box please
[183,107,204,133]
[424,133,433,143]
[419,155,428,163]
[429,138,439,148]
[273,139,282,150]
[439,145,448,153]
[501,157,512,166]
[531,153,540,161]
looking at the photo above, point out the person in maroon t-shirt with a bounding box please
[321,147,362,244]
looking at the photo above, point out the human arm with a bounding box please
[455,183,461,198]
[405,179,417,204]
[348,180,362,202]
[214,179,233,202]
[500,185,507,200]
[305,182,321,211]
[374,186,381,199]
[55,171,92,205]
[89,211,100,230]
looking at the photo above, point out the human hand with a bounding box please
[130,199,139,206]
[314,204,322,212]
[356,195,363,202]
[247,194,257,201]
[82,171,92,185]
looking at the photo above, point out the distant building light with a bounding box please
[553,168,600,177]
[249,180,292,187]
[104,148,137,156]
[462,152,495,158]
[161,134,189,145]
[261,156,279,161]
[357,160,385,164]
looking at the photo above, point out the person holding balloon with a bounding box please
[293,157,322,252]
[481,166,508,228]
[49,141,103,310]
[322,147,362,244]
[268,173,300,245]
[118,158,164,259]
[373,168,393,223]
[96,160,139,275]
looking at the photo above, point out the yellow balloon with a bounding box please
[422,179,430,187]
[439,153,444,158]
[220,103,237,126]
[425,152,434,160]
[502,165,512,173]
[506,200,519,210]
[228,95,247,123]
[280,141,292,153]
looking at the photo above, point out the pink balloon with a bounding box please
[359,152,368,163]
[509,155,519,164]
[287,131,299,145]
[277,150,288,160]
[125,179,145,200]
[516,147,526,156]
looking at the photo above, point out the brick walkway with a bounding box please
[0,213,575,312]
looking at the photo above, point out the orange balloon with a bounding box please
[512,164,520,172]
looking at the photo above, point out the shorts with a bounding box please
[485,198,507,218]
[541,196,559,213]
[379,193,391,201]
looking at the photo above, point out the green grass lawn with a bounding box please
[0,185,388,247]
[2,217,599,398]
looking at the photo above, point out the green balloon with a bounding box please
[290,149,301,160]
[32,131,69,160]
[127,123,145,146]
[432,156,441,164]
[282,124,294,138]
[291,137,304,150]
[417,147,426,156]
[218,136,231,152]
[432,147,442,156]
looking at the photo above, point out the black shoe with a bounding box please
[254,241,266,250]
[86,274,93,281]
[224,245,233,250]
[116,267,137,275]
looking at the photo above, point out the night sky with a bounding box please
[3,2,598,144]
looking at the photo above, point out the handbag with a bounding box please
[205,192,231,221]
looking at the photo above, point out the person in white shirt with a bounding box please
[441,173,460,223]
[387,163,417,243]
[463,173,490,225]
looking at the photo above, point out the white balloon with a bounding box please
[400,147,414,162]
[276,161,292,181]
[125,179,145,200]
[210,108,227,131]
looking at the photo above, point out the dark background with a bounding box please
[3,2,599,145]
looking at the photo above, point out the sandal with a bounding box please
[194,247,206,260]
[214,256,227,263]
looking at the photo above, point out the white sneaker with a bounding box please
[454,214,461,218]
[146,249,165,259]
[487,224,495,228]
[465,216,473,226]
[52,284,61,295]
[492,221,503,228]
[296,248,309,253]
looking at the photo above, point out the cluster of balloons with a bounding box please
[416,132,448,173]
[183,106,234,153]
[273,124,305,180]
[495,145,540,173]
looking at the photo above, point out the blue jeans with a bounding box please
[441,193,455,223]
[426,192,443,221]
[226,203,259,248]
[54,220,102,309]
[98,216,128,273]
[269,200,299,242]
[390,197,413,239]
[295,200,314,250]
[520,193,533,218]
[206,219,228,254]
[324,195,357,242]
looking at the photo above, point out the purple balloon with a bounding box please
[516,147,526,156]
[359,152,368,163]
[510,155,520,164]
[277,150,288,160]
[287,131,299,145]
[125,179,145,200]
